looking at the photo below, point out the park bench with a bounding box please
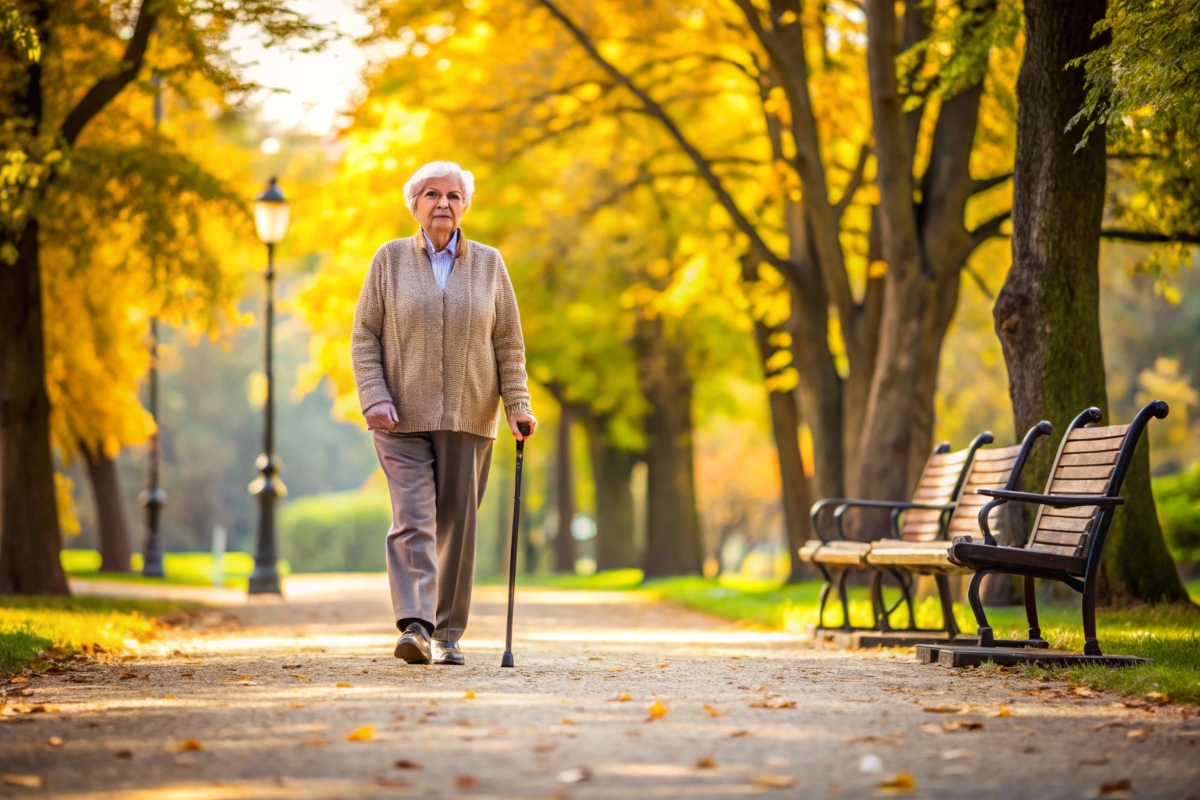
[862,421,1054,647]
[800,432,993,644]
[918,401,1168,668]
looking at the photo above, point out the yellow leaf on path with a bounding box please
[610,667,623,672]
[695,756,716,769]
[561,717,574,725]
[1146,692,1171,705]
[464,690,475,699]
[654,663,667,668]
[394,759,422,769]
[163,695,177,700]
[305,738,328,746]
[646,699,668,721]
[923,706,961,714]
[730,730,750,738]
[1072,686,1095,697]
[1125,728,1152,739]
[455,775,478,789]
[9,676,29,684]
[2,774,43,789]
[287,702,305,708]
[336,682,352,688]
[995,707,1012,717]
[943,720,983,732]
[703,704,725,717]
[346,726,375,741]
[878,772,917,792]
[177,739,203,752]
[751,774,796,789]
[46,736,63,747]
[611,693,631,702]
[238,675,251,681]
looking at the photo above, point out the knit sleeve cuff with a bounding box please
[504,398,532,416]
[358,383,394,415]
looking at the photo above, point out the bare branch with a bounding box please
[61,1,158,145]
[1101,228,1200,246]
[969,172,1013,196]
[968,209,1012,250]
[964,264,995,299]
[835,144,871,220]
[535,0,791,276]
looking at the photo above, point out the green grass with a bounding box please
[0,595,194,679]
[61,549,290,590]
[495,569,1200,704]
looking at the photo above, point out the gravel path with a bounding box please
[2,574,1197,798]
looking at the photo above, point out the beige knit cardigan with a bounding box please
[351,230,532,439]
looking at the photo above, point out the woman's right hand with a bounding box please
[365,401,399,431]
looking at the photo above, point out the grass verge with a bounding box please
[0,595,193,679]
[61,549,289,590]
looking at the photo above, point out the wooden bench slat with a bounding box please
[1069,424,1130,440]
[900,521,943,535]
[1063,437,1126,454]
[969,457,1020,473]
[928,450,971,467]
[1028,540,1083,556]
[1040,505,1099,519]
[971,446,1023,462]
[1059,451,1118,466]
[1036,516,1093,533]
[1049,479,1111,493]
[918,472,966,489]
[1054,465,1116,480]
[923,462,967,478]
[1033,529,1088,547]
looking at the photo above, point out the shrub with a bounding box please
[279,490,392,573]
[1153,460,1200,565]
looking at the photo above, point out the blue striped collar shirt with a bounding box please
[422,228,459,291]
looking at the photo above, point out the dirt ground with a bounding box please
[2,574,1197,798]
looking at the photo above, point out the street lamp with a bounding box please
[140,73,167,577]
[248,176,290,594]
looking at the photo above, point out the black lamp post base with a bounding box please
[248,565,281,595]
[141,558,166,578]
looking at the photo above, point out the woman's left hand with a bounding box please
[507,411,538,441]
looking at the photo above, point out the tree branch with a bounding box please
[969,172,1013,196]
[535,0,791,276]
[968,209,1012,250]
[60,1,158,146]
[834,144,871,220]
[1101,228,1200,246]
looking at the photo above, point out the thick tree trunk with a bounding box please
[787,281,844,505]
[0,222,69,594]
[582,415,639,571]
[552,405,576,573]
[634,317,702,577]
[994,0,1187,605]
[81,443,133,573]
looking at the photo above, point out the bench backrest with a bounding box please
[948,444,1025,543]
[1028,401,1169,560]
[900,433,992,541]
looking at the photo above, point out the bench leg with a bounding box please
[1023,576,1042,641]
[935,574,959,638]
[968,570,994,647]
[816,567,833,630]
[897,571,918,631]
[1082,572,1102,656]
[870,571,888,631]
[836,570,853,631]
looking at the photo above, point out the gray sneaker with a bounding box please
[433,640,465,666]
[394,623,432,664]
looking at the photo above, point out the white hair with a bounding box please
[403,161,475,215]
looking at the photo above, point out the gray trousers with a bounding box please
[372,430,493,643]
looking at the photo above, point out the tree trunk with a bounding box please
[787,280,844,505]
[582,414,639,571]
[552,404,576,573]
[634,317,703,577]
[994,0,1187,605]
[0,221,69,594]
[743,256,811,583]
[81,443,133,573]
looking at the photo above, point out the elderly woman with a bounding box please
[352,161,537,666]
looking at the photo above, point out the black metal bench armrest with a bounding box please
[977,489,1125,508]
[810,498,954,542]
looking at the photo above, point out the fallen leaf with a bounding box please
[238,675,251,682]
[1099,779,1132,796]
[848,736,898,746]
[918,724,944,734]
[703,703,725,717]
[8,676,28,684]
[305,738,328,746]
[295,674,309,681]
[940,749,975,760]
[923,705,962,714]
[374,778,408,788]
[394,759,422,769]
[654,663,667,668]
[943,720,983,732]
[883,687,901,692]
[1092,720,1125,731]
[283,664,301,669]
[2,774,43,789]
[46,736,63,747]
[114,749,133,759]
[1146,692,1172,705]
[646,699,668,721]
[730,730,750,738]
[610,667,623,673]
[455,775,478,789]
[878,772,917,792]
[750,698,796,709]
[463,690,475,699]
[346,726,375,741]
[695,756,716,769]
[557,767,591,783]
[751,774,796,789]
[1125,728,1151,739]
[287,702,305,708]
[561,717,574,725]
[532,744,557,754]
[336,682,352,688]
[177,739,204,752]
[995,707,1012,717]
[162,694,177,700]
[1071,686,1095,697]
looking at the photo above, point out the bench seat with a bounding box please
[865,540,970,573]
[800,539,870,566]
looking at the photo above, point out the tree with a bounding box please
[993,0,1188,605]
[0,0,320,593]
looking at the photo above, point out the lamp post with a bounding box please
[140,73,167,577]
[248,176,290,595]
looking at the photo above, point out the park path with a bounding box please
[2,575,1197,799]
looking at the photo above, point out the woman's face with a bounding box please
[415,175,467,238]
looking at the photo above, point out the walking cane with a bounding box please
[501,422,531,668]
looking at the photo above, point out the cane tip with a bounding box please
[500,651,515,668]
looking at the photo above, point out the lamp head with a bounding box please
[254,176,290,244]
